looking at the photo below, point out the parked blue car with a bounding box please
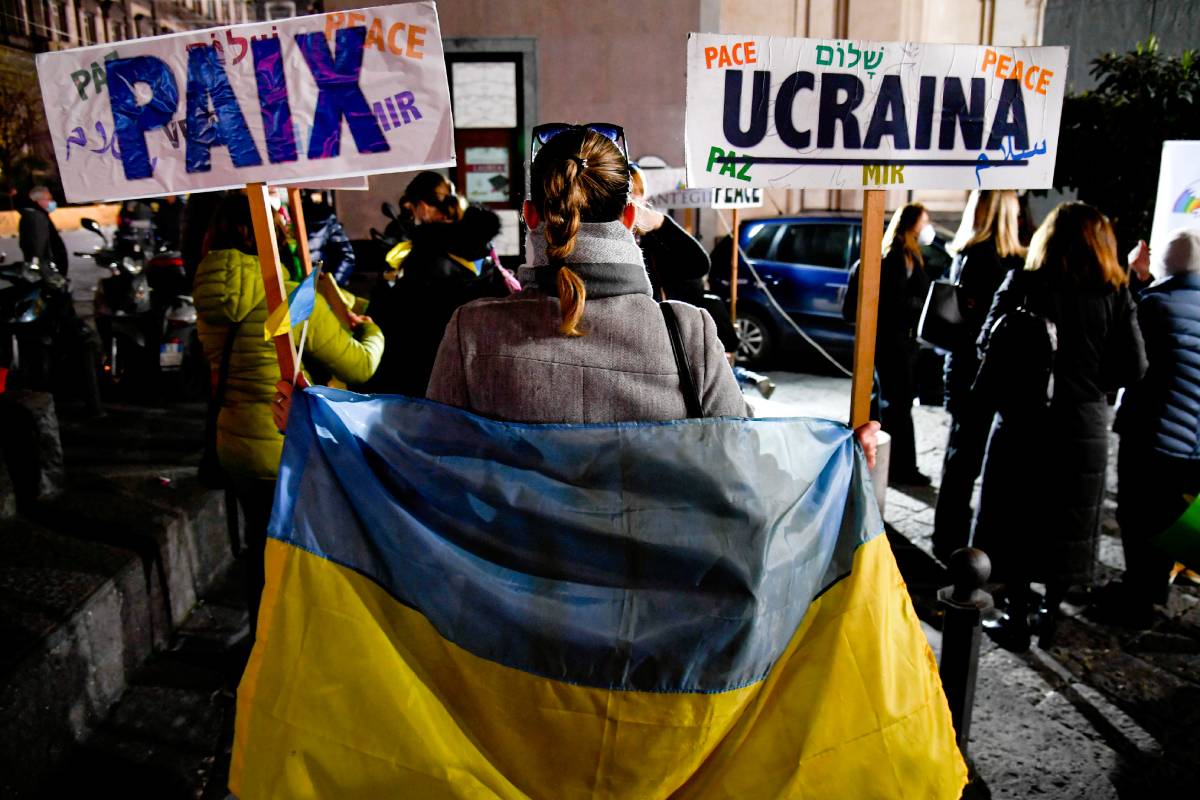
[710,213,952,374]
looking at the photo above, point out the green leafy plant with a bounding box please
[1054,36,1200,254]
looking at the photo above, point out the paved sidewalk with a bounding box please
[761,371,1200,799]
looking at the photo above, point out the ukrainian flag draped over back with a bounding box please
[232,388,967,799]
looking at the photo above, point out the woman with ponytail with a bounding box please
[425,125,748,422]
[425,124,880,462]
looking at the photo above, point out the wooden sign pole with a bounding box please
[850,189,885,428]
[729,207,740,323]
[286,186,314,277]
[247,182,304,385]
[286,184,353,329]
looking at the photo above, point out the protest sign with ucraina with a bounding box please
[685,32,1069,429]
[685,34,1069,191]
[36,2,453,203]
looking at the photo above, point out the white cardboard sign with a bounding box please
[36,3,453,203]
[685,34,1069,191]
[1149,141,1200,275]
[711,187,763,208]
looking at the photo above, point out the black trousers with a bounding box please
[232,477,278,640]
[1117,444,1199,608]
[933,401,996,555]
[877,347,918,477]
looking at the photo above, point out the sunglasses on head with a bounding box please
[530,123,628,164]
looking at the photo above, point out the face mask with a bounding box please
[523,222,537,267]
[46,201,58,213]
[917,223,936,247]
[269,193,282,212]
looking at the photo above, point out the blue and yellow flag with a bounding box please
[231,389,968,799]
[262,265,319,341]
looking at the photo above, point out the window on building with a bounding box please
[3,0,28,36]
[37,0,50,35]
[54,0,66,39]
[112,20,124,41]
[82,11,95,44]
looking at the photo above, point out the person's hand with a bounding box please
[1128,240,1151,281]
[347,311,374,329]
[854,421,881,470]
[272,379,293,433]
[633,200,665,235]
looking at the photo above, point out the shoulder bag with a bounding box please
[198,322,241,489]
[661,302,704,419]
[917,254,970,351]
[972,292,1057,414]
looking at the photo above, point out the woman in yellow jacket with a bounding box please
[195,193,384,635]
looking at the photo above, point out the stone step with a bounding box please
[0,475,233,798]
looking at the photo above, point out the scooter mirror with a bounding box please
[81,218,103,236]
[381,202,397,220]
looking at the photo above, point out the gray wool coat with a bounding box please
[426,290,751,423]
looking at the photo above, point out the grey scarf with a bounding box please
[518,220,653,299]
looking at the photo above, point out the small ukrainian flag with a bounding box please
[263,264,319,341]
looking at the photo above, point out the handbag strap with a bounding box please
[206,322,242,440]
[660,302,703,419]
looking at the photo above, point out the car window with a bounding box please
[775,223,852,269]
[743,223,781,259]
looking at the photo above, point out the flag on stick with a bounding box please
[262,263,319,341]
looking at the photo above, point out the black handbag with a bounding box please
[918,278,970,352]
[198,322,241,489]
[661,302,703,418]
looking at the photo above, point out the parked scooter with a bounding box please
[80,217,205,399]
[0,256,102,413]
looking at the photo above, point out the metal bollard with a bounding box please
[937,547,993,755]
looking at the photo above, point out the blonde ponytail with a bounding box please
[557,267,586,337]
[530,130,630,338]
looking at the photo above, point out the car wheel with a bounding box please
[735,311,773,366]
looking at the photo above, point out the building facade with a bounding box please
[329,0,1052,244]
[0,0,254,198]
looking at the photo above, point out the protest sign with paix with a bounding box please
[37,3,453,203]
[685,34,1068,191]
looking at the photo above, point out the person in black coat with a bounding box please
[628,164,740,356]
[18,186,68,274]
[1089,228,1200,627]
[845,203,935,485]
[153,195,184,250]
[974,202,1147,651]
[361,202,509,396]
[932,191,1026,560]
[302,194,356,287]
